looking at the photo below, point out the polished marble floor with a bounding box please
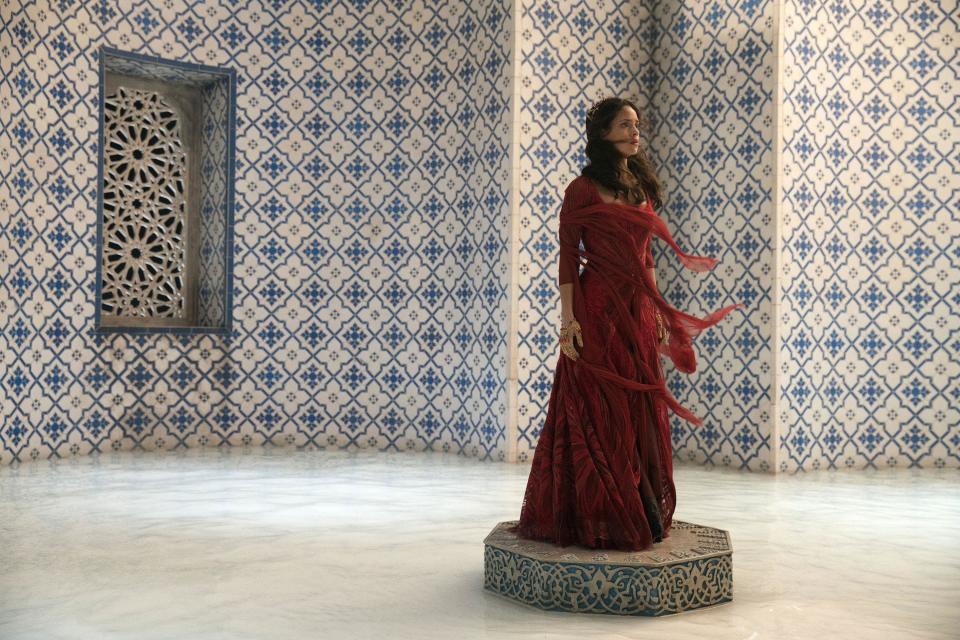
[0,448,957,639]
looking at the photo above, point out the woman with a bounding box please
[511,97,744,551]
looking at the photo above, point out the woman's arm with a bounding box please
[557,182,585,358]
[557,185,583,320]
[559,283,574,323]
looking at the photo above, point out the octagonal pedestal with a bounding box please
[483,520,732,616]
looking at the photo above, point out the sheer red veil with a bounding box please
[560,197,745,426]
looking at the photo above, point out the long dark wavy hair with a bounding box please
[580,97,663,210]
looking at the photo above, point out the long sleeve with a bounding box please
[557,183,585,286]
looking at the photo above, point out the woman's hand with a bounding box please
[559,318,583,360]
[655,310,667,344]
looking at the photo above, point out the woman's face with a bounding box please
[603,106,641,157]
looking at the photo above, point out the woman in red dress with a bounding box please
[512,97,744,551]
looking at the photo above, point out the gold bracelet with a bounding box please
[559,319,580,335]
[559,319,581,358]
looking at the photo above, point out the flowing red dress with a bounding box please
[511,175,744,551]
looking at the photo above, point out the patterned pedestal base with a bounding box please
[483,520,732,616]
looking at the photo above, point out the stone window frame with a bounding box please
[94,46,237,335]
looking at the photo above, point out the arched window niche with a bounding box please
[95,46,237,334]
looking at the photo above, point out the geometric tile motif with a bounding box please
[0,0,512,464]
[198,77,229,327]
[101,86,188,319]
[104,48,224,86]
[643,0,776,471]
[514,0,776,471]
[779,0,959,470]
[2,0,954,472]
[513,1,664,461]
[483,520,733,615]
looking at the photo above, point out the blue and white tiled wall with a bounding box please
[513,0,957,471]
[512,1,661,461]
[778,0,959,470]
[514,0,776,470]
[0,0,513,464]
[2,0,957,471]
[642,0,777,471]
[198,75,230,328]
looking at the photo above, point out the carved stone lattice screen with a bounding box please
[102,87,188,319]
[96,48,236,334]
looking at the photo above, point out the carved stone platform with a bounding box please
[483,520,732,616]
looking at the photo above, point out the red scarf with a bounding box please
[559,198,745,425]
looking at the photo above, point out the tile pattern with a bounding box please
[514,0,775,470]
[0,0,512,464]
[198,77,229,327]
[1,0,955,471]
[779,0,959,470]
[513,1,659,461]
[642,0,776,470]
[483,520,733,615]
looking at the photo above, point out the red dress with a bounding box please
[512,175,744,551]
